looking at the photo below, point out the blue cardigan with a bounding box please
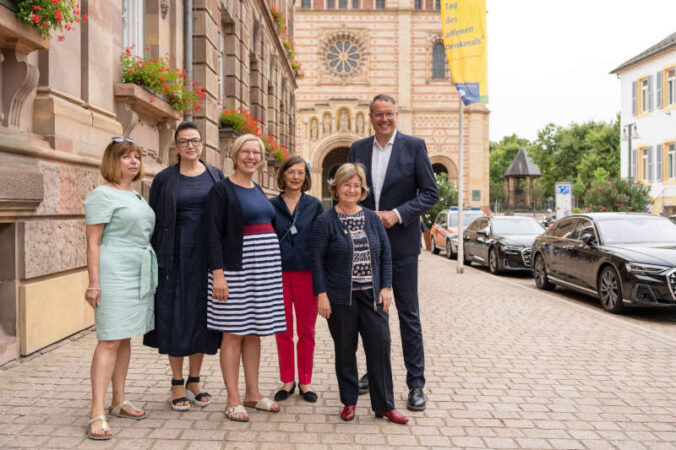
[270,193,324,272]
[310,208,392,307]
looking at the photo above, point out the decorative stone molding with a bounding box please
[318,29,369,85]
[113,83,182,130]
[0,5,49,54]
[1,48,39,129]
[160,0,170,19]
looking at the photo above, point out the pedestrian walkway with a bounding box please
[2,253,676,449]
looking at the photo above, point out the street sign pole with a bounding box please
[457,96,464,274]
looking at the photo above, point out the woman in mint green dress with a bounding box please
[83,138,157,441]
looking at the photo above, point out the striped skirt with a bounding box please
[207,224,286,336]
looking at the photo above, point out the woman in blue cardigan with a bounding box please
[310,163,408,425]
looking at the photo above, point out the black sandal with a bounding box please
[274,381,296,401]
[170,378,190,411]
[185,376,212,406]
[299,385,318,403]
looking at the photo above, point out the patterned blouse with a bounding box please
[338,209,373,290]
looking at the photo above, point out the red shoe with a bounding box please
[340,405,356,421]
[375,409,409,424]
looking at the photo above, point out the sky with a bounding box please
[486,0,675,142]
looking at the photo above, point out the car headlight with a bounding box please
[625,262,670,274]
[503,245,522,252]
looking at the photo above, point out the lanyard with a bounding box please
[280,197,303,244]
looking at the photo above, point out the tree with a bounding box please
[584,178,650,213]
[422,174,458,228]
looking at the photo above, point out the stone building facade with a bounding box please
[293,0,489,207]
[0,0,297,365]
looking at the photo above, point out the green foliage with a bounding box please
[490,114,621,208]
[583,178,650,212]
[423,174,458,228]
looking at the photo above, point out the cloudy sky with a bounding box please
[487,0,675,142]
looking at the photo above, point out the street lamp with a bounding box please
[621,123,640,180]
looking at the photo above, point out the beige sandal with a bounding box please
[243,396,280,413]
[86,415,112,440]
[224,404,249,422]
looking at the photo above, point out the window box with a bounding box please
[113,82,182,124]
[0,3,49,53]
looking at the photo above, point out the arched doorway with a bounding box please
[432,163,447,177]
[321,146,350,208]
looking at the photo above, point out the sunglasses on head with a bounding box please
[111,137,135,143]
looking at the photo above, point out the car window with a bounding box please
[448,211,485,227]
[575,219,597,242]
[551,218,579,239]
[435,212,447,226]
[467,218,482,231]
[474,218,489,231]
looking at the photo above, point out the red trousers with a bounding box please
[275,270,317,385]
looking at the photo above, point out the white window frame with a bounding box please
[122,0,145,58]
[640,78,649,113]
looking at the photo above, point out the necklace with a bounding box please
[113,182,132,191]
[336,205,359,215]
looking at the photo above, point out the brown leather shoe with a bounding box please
[340,405,356,421]
[375,409,409,424]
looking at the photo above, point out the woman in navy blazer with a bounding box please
[310,163,408,424]
[143,121,223,411]
[270,156,324,403]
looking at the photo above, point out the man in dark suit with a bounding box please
[347,94,439,411]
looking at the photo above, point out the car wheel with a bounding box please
[445,239,455,259]
[533,254,554,290]
[598,266,625,314]
[488,247,502,275]
[430,238,440,255]
[462,244,472,266]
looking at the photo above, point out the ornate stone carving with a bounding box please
[356,113,365,135]
[310,118,318,141]
[322,113,331,135]
[1,49,39,129]
[338,110,349,132]
[160,0,170,19]
[318,29,369,85]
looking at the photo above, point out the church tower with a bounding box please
[293,0,490,210]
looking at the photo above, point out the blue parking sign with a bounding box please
[557,184,570,194]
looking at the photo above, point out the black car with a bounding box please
[531,213,676,313]
[462,216,545,274]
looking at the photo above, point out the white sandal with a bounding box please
[86,415,112,440]
[109,400,147,420]
[224,404,249,422]
[243,396,280,413]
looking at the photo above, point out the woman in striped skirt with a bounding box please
[204,134,286,422]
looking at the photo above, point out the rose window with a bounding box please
[326,40,361,74]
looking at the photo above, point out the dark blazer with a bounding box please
[149,161,224,274]
[205,178,268,271]
[347,131,439,260]
[270,193,324,273]
[310,208,392,307]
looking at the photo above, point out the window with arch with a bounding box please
[432,42,446,79]
[352,0,359,8]
[376,0,384,9]
[435,0,440,9]
[327,0,335,8]
[339,0,347,8]
[415,0,421,9]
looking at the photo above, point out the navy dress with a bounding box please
[144,171,221,356]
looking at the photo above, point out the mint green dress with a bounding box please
[84,186,157,341]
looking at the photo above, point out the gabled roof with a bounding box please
[610,32,676,74]
[503,147,542,178]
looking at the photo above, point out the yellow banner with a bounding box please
[441,0,488,105]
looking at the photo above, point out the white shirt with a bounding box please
[371,130,402,222]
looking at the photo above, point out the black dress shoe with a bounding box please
[299,386,318,403]
[358,373,369,395]
[407,387,427,411]
[274,381,296,401]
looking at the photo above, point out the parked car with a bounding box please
[531,213,676,313]
[462,216,545,274]
[430,208,486,259]
[669,214,676,225]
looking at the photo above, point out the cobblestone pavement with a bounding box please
[3,252,676,449]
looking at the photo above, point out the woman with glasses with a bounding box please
[143,122,223,411]
[205,134,286,422]
[270,156,324,403]
[84,138,156,440]
[310,163,408,424]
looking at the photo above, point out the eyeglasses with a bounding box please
[240,150,262,157]
[372,112,395,119]
[341,183,362,190]
[176,138,202,148]
[112,137,135,143]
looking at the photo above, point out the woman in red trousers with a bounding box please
[270,156,324,402]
